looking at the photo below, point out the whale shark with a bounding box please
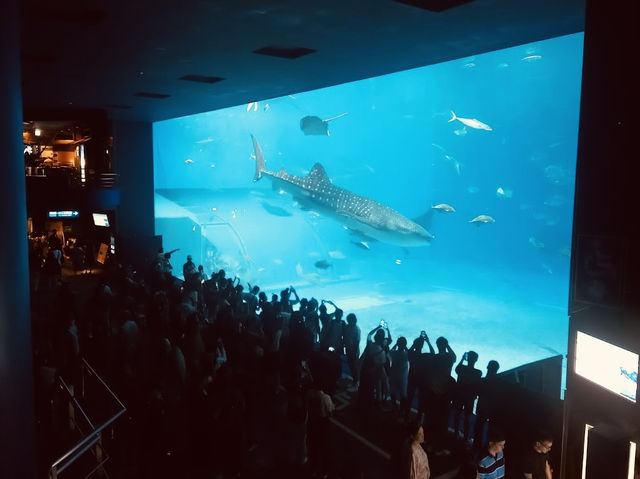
[251,135,434,247]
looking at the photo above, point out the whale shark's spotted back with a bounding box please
[252,135,433,246]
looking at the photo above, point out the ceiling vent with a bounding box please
[134,92,170,99]
[253,46,316,59]
[393,0,473,12]
[40,7,107,26]
[179,74,225,84]
[22,54,57,64]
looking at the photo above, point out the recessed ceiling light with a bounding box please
[135,92,170,99]
[393,0,474,12]
[253,45,316,59]
[179,74,225,84]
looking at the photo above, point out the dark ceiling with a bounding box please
[20,0,584,124]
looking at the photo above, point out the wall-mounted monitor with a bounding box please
[575,331,639,402]
[92,213,110,227]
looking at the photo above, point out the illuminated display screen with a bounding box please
[92,213,110,227]
[575,331,639,402]
[48,210,79,218]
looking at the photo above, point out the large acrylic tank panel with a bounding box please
[154,33,584,377]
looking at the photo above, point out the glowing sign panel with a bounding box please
[48,210,79,218]
[575,331,638,402]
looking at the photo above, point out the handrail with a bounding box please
[48,359,127,478]
[51,433,101,476]
[59,376,95,432]
[81,359,126,411]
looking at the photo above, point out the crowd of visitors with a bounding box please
[29,238,557,478]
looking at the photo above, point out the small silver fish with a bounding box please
[448,111,492,131]
[469,215,495,225]
[432,203,455,213]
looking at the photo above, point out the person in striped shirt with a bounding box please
[476,428,506,479]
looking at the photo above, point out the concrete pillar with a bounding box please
[0,0,37,476]
[112,120,159,268]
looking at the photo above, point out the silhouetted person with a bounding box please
[318,298,338,332]
[358,326,388,412]
[389,336,409,411]
[306,377,335,478]
[424,336,456,443]
[343,313,361,390]
[405,332,433,419]
[474,359,501,450]
[453,350,482,442]
[182,254,197,281]
[47,228,62,252]
[319,306,345,354]
[309,346,342,397]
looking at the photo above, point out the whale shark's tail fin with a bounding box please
[448,110,457,123]
[252,135,265,182]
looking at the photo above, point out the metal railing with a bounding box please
[49,360,126,479]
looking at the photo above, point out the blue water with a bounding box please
[153,33,584,385]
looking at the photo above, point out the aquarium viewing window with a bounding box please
[575,331,639,403]
[153,33,584,385]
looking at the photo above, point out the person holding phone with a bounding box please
[453,350,482,443]
[358,321,391,412]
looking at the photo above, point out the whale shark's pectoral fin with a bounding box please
[412,208,435,231]
[345,226,379,244]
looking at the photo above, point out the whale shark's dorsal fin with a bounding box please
[308,163,331,184]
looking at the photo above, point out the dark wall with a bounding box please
[565,0,640,476]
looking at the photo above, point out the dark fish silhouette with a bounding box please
[252,135,434,247]
[300,112,348,136]
[260,200,292,217]
[314,260,332,269]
